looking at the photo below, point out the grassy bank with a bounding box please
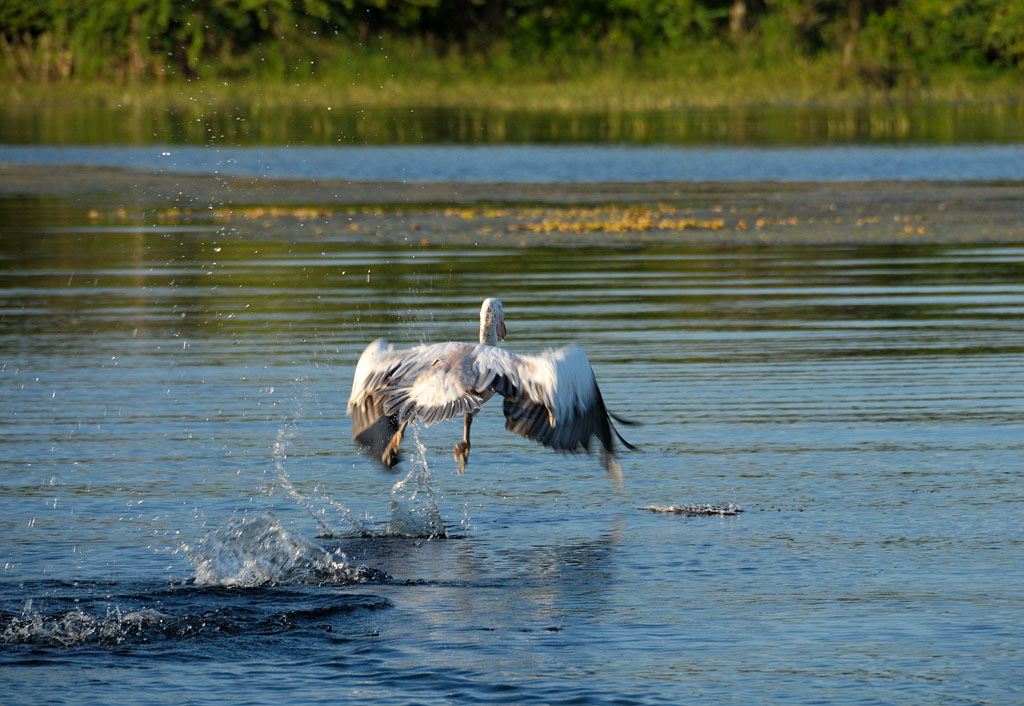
[3,43,1023,113]
[5,0,1022,113]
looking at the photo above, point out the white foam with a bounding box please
[2,603,166,647]
[638,503,743,516]
[185,511,359,587]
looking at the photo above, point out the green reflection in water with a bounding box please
[3,196,1024,369]
[2,103,1023,146]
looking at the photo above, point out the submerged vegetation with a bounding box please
[1,0,1022,108]
[73,198,981,244]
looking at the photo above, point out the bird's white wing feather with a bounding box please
[510,345,595,427]
[353,339,634,478]
[347,339,466,458]
[504,345,633,478]
[347,339,465,411]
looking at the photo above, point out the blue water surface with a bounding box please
[4,143,1024,181]
[1,201,1023,704]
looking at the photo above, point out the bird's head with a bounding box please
[480,297,506,344]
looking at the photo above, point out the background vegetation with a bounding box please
[1,0,1022,106]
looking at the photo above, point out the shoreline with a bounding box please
[4,68,1024,112]
[3,163,1023,246]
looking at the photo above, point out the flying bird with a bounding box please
[347,298,635,480]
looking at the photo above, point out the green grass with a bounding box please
[3,41,1022,112]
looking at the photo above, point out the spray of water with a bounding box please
[272,400,447,538]
[1,603,169,647]
[271,425,371,538]
[386,425,447,538]
[183,510,373,587]
[220,380,448,592]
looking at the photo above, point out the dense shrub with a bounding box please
[0,0,1021,83]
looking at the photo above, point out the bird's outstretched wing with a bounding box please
[502,345,636,480]
[347,339,466,463]
[376,343,635,478]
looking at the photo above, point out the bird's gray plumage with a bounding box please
[346,299,635,478]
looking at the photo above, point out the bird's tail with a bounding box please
[608,413,639,451]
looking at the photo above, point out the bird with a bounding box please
[346,298,636,481]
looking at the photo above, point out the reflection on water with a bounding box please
[1,196,1023,705]
[2,102,1023,146]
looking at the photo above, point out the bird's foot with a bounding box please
[454,441,470,474]
[382,432,404,468]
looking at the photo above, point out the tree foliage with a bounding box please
[1,0,1021,84]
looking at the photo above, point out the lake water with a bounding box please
[5,143,1024,181]
[4,101,1024,182]
[2,193,1023,704]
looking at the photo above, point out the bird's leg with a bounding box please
[454,413,473,474]
[382,419,409,468]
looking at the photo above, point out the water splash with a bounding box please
[183,511,383,587]
[272,425,370,538]
[1,602,168,647]
[386,426,446,538]
[269,398,448,540]
[638,503,743,517]
[1,592,393,647]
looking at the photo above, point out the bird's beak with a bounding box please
[497,321,507,340]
